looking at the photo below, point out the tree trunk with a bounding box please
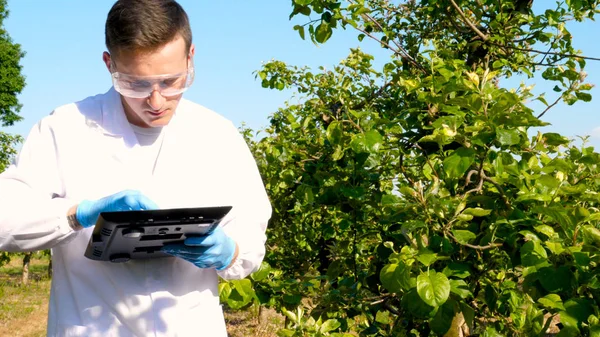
[22,252,32,285]
[48,257,53,279]
[257,304,263,324]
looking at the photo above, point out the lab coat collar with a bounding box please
[95,87,180,144]
[97,87,138,148]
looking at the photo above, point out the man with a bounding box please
[0,0,272,336]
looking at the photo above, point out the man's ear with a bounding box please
[188,43,195,60]
[102,52,112,72]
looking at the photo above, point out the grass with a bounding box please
[0,256,283,337]
[226,306,284,337]
[0,256,50,337]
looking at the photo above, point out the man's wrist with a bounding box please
[220,243,239,271]
[67,204,83,231]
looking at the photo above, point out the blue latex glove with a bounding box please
[161,227,237,271]
[76,190,159,228]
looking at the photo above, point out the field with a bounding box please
[0,256,283,337]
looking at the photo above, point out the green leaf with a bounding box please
[429,299,457,335]
[327,260,342,280]
[496,129,521,146]
[227,279,255,309]
[250,261,271,282]
[534,225,557,238]
[560,298,595,330]
[218,282,232,304]
[320,319,341,333]
[276,329,295,337]
[573,252,590,267]
[520,240,548,267]
[331,145,344,160]
[381,194,401,206]
[375,310,391,324]
[533,206,577,234]
[380,261,414,293]
[293,24,306,40]
[449,279,473,299]
[416,248,438,267]
[294,0,313,5]
[482,326,503,337]
[519,230,540,242]
[545,241,565,255]
[283,294,302,305]
[543,132,570,146]
[233,279,254,298]
[315,22,333,43]
[463,207,492,217]
[451,230,476,244]
[538,294,565,311]
[582,225,600,246]
[364,130,383,152]
[460,302,475,331]
[457,213,474,221]
[576,92,592,102]
[417,270,451,307]
[555,326,579,337]
[326,121,343,145]
[442,262,471,279]
[443,147,476,179]
[350,130,384,154]
[401,288,437,319]
[538,266,573,292]
[516,192,552,202]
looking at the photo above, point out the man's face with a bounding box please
[103,35,195,128]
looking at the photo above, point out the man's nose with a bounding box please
[147,89,166,110]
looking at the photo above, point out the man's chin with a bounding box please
[146,114,173,127]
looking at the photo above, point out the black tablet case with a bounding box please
[84,206,232,263]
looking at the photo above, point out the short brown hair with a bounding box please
[105,0,192,58]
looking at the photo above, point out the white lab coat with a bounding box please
[0,87,272,337]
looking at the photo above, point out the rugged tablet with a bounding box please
[83,206,232,263]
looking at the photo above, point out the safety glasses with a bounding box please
[111,64,195,99]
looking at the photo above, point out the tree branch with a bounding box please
[412,143,440,180]
[342,1,427,73]
[492,42,600,62]
[464,166,511,208]
[464,154,486,196]
[399,153,416,186]
[538,80,578,119]
[352,81,391,111]
[447,232,503,250]
[340,119,363,132]
[352,1,423,70]
[449,0,489,41]
[383,301,402,316]
[537,94,563,119]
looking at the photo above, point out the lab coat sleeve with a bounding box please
[0,118,77,252]
[216,123,272,280]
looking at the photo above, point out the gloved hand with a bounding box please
[76,189,159,228]
[161,227,237,271]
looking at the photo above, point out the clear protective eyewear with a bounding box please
[111,64,195,99]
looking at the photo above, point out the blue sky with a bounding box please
[2,0,599,150]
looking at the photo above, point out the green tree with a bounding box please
[221,1,600,336]
[0,0,26,268]
[0,0,25,169]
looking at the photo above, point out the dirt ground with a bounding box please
[0,257,283,337]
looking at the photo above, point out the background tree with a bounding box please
[0,0,26,269]
[219,1,600,336]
